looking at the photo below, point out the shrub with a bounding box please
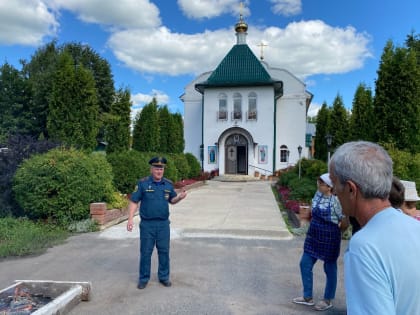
[185,152,201,178]
[288,177,317,203]
[107,150,183,193]
[278,171,299,187]
[107,191,129,210]
[162,157,179,183]
[300,159,328,181]
[0,134,60,217]
[106,150,150,194]
[169,153,190,180]
[13,148,115,226]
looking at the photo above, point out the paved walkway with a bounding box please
[101,180,291,241]
[0,179,347,315]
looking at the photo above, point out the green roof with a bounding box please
[195,44,283,96]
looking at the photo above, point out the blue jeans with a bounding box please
[299,252,337,300]
[138,220,170,284]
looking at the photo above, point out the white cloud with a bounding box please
[251,20,372,78]
[269,0,302,16]
[0,0,58,45]
[109,20,371,80]
[177,0,249,19]
[53,0,161,29]
[307,102,322,117]
[108,26,233,76]
[131,89,170,107]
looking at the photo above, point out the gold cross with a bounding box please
[257,41,268,60]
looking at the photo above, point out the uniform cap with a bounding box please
[149,156,167,168]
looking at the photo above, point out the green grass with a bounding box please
[0,217,69,258]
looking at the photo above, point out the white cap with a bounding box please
[320,173,333,188]
[400,180,420,201]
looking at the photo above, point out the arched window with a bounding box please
[233,93,242,120]
[218,93,227,120]
[280,145,289,163]
[247,92,257,120]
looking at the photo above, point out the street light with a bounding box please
[297,145,302,179]
[325,134,333,165]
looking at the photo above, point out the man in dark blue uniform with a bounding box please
[127,156,187,289]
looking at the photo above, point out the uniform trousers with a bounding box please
[139,219,170,284]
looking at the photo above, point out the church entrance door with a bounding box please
[225,134,248,175]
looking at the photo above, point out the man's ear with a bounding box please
[347,181,357,197]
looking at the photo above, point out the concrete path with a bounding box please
[100,180,291,241]
[0,179,347,315]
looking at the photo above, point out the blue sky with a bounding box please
[1,0,419,119]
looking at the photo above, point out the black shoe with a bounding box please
[159,280,172,287]
[137,282,147,289]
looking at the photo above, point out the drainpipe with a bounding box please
[201,94,204,171]
[272,95,277,174]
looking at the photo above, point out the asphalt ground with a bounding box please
[0,180,348,315]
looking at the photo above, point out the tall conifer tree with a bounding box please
[349,83,374,141]
[47,52,99,149]
[314,102,330,161]
[105,87,131,153]
[132,98,160,152]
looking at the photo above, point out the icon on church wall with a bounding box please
[258,145,268,164]
[208,146,217,164]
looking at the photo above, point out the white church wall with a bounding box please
[276,94,308,170]
[182,73,210,161]
[265,66,306,95]
[183,100,202,158]
[201,86,275,174]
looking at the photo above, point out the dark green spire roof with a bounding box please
[195,44,283,96]
[195,14,283,97]
[209,44,272,85]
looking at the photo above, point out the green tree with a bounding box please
[0,63,32,142]
[105,88,132,153]
[47,52,99,149]
[158,105,172,153]
[314,102,330,161]
[329,94,350,148]
[22,41,60,139]
[63,43,114,113]
[406,32,420,65]
[374,39,420,152]
[63,43,115,142]
[349,83,375,141]
[132,98,160,152]
[172,112,185,153]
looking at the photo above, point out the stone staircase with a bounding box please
[212,174,277,182]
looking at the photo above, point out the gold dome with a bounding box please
[235,15,248,33]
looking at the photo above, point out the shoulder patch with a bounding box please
[139,176,149,182]
[163,177,173,185]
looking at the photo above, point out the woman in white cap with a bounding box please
[293,173,344,311]
[400,180,420,221]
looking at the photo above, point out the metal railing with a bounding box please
[249,164,273,176]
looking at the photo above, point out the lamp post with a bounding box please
[325,134,333,165]
[297,145,302,179]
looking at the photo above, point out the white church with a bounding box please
[181,15,313,176]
